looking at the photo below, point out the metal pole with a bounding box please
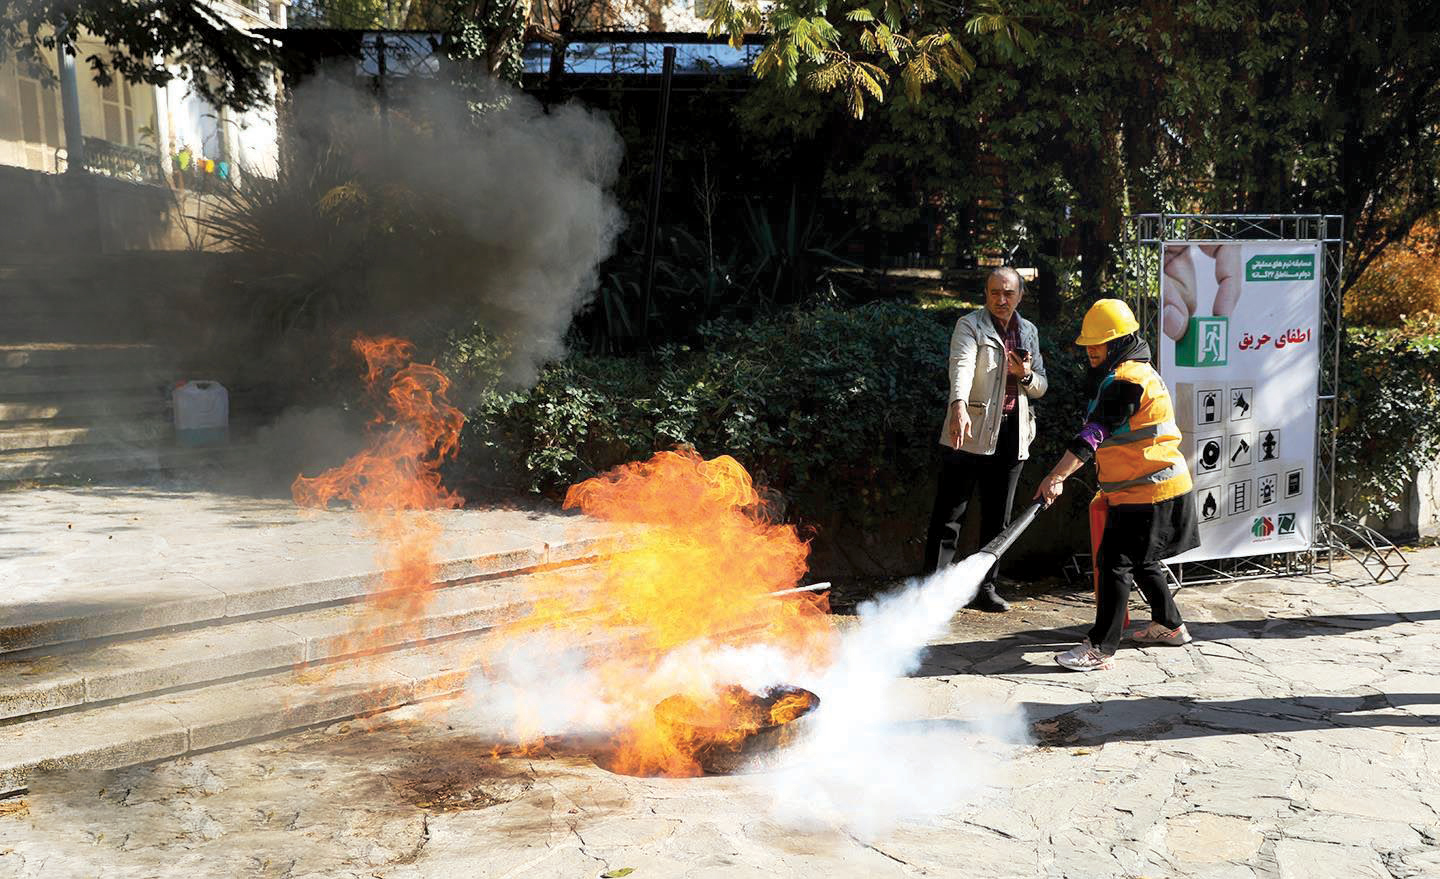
[640,46,677,340]
[978,500,1045,560]
[375,32,389,135]
[1327,218,1344,539]
[57,25,86,172]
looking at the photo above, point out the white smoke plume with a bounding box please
[758,552,1028,839]
[457,552,1026,838]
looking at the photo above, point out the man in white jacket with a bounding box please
[925,267,1048,611]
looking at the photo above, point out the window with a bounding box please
[15,71,61,171]
[101,77,135,146]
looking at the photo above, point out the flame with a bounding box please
[292,334,465,652]
[478,449,834,776]
[768,690,815,725]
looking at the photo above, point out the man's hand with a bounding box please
[1006,350,1031,380]
[947,401,972,450]
[1034,474,1065,507]
[1162,243,1243,341]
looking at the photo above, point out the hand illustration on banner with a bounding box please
[1162,244,1243,341]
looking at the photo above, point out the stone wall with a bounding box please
[1371,454,1440,541]
[0,164,214,255]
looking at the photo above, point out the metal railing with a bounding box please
[81,136,165,184]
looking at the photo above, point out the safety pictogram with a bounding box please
[1197,389,1222,426]
[1258,474,1278,507]
[1228,478,1252,515]
[1230,387,1253,422]
[1259,429,1280,462]
[1229,433,1253,468]
[1197,436,1223,474]
[1199,486,1222,523]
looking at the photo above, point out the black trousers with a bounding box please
[1088,494,1198,654]
[924,409,1023,585]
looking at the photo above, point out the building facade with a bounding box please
[0,0,286,185]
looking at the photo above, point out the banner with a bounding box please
[1157,241,1322,562]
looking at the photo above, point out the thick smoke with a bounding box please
[274,74,626,391]
[458,553,1026,838]
[229,74,626,483]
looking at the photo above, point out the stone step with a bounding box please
[0,264,99,283]
[0,566,593,722]
[0,343,164,371]
[0,254,223,280]
[0,419,170,452]
[0,510,612,654]
[0,393,168,422]
[0,635,484,794]
[0,442,244,484]
[0,369,172,396]
[0,304,164,325]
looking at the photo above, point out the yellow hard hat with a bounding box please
[1076,298,1141,346]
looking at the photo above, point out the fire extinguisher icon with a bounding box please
[1203,393,1216,423]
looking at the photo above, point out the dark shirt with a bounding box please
[992,313,1022,413]
[1067,375,1144,462]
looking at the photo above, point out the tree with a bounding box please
[720,1,1440,317]
[1092,1,1440,293]
[288,0,422,28]
[0,0,277,111]
[288,0,530,85]
[704,0,1035,119]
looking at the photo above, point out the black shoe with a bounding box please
[966,584,1010,613]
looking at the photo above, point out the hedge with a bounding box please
[448,304,1440,573]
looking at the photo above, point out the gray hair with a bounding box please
[988,266,1026,293]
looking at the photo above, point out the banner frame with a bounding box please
[1125,214,1343,586]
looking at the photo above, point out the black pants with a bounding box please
[1088,494,1198,654]
[924,409,1023,585]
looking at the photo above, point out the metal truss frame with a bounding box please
[1120,214,1402,587]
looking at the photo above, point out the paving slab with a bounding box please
[0,547,1437,876]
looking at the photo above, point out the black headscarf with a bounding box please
[1084,332,1152,399]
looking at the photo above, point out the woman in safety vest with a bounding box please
[1034,299,1200,671]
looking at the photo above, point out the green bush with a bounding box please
[451,301,1100,572]
[1337,327,1440,521]
[449,303,1440,572]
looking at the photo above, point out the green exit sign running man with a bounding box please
[1176,316,1229,367]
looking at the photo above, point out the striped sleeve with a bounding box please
[1067,379,1144,462]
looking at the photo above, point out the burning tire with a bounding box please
[653,685,820,775]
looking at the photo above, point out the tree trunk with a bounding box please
[1035,240,1062,322]
[545,12,572,104]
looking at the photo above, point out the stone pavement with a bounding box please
[0,549,1437,878]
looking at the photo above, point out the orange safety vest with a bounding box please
[1090,360,1193,505]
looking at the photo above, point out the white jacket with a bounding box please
[938,307,1048,458]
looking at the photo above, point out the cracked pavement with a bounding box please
[1,552,1437,878]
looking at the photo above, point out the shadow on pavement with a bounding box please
[912,608,1440,677]
[1022,692,1440,747]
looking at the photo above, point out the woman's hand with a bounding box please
[1035,473,1066,507]
[1036,452,1084,507]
